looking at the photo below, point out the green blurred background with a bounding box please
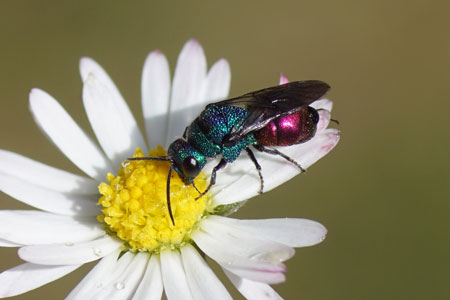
[0,1,449,299]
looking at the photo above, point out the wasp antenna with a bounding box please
[127,156,173,162]
[330,118,340,125]
[166,166,175,226]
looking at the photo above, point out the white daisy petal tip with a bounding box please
[151,48,162,55]
[186,37,201,47]
[143,52,161,70]
[179,38,205,61]
[79,57,92,81]
[319,228,328,244]
[320,130,340,155]
[202,57,231,103]
[28,88,50,105]
[214,57,231,72]
[302,220,328,246]
[181,38,206,64]
[29,87,41,99]
[144,49,166,64]
[29,89,43,114]
[279,73,289,84]
[210,58,231,84]
[0,263,81,298]
[79,56,101,82]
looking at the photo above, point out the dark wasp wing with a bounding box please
[210,80,330,145]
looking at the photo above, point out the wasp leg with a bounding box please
[192,181,202,194]
[182,126,188,138]
[166,166,175,226]
[254,144,305,173]
[195,158,227,200]
[245,148,264,194]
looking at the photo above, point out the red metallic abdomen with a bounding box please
[254,106,318,146]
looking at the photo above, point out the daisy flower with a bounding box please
[0,39,339,299]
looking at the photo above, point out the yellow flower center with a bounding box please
[97,147,210,252]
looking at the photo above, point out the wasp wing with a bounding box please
[212,80,330,145]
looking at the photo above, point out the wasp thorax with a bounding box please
[97,147,210,252]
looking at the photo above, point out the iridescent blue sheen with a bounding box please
[199,105,247,144]
[185,105,257,162]
[221,134,256,162]
[186,122,221,158]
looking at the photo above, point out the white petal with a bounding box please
[19,235,122,265]
[83,74,147,169]
[0,173,100,216]
[142,50,171,149]
[317,109,331,133]
[80,57,123,98]
[160,250,194,300]
[132,255,163,300]
[194,219,295,263]
[0,150,97,194]
[0,210,104,245]
[166,39,207,145]
[212,128,340,205]
[0,263,80,298]
[0,238,22,247]
[29,88,112,182]
[203,215,327,248]
[201,58,231,103]
[223,266,285,284]
[181,244,232,300]
[92,252,149,300]
[224,269,283,300]
[66,249,122,300]
[192,222,293,284]
[310,98,333,112]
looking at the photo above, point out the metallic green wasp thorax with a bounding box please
[185,105,257,162]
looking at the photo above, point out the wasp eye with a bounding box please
[182,156,200,178]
